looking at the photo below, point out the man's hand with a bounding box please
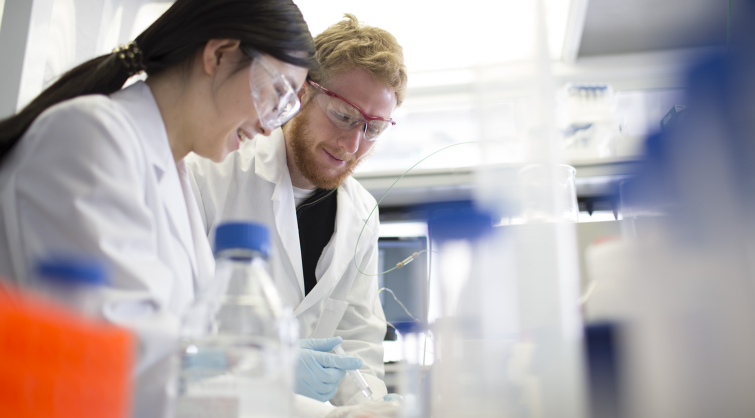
[297,337,363,402]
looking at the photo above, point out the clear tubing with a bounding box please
[332,345,375,400]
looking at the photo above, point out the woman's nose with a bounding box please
[257,122,270,137]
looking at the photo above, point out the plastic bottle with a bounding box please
[34,254,108,318]
[393,321,425,418]
[173,221,297,418]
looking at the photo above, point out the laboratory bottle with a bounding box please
[34,255,108,318]
[173,221,298,418]
[393,321,425,418]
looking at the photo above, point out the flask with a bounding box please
[174,221,297,418]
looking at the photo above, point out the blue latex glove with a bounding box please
[297,337,363,402]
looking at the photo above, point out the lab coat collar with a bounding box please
[254,128,288,184]
[253,129,306,297]
[111,81,173,182]
[110,81,201,285]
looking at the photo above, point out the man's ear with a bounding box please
[298,83,310,101]
[299,82,317,106]
[202,39,242,76]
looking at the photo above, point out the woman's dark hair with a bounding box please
[0,0,318,163]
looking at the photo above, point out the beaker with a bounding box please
[518,164,579,223]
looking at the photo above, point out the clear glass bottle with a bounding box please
[394,321,425,418]
[174,221,297,418]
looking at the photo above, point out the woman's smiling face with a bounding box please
[191,46,308,163]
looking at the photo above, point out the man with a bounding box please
[187,14,407,406]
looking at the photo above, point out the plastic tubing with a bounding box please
[332,345,375,400]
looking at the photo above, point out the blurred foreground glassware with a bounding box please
[0,274,133,417]
[558,84,621,161]
[173,221,297,418]
[518,164,579,223]
[394,321,425,418]
[34,254,107,318]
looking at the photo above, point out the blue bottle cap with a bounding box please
[35,255,108,286]
[424,200,494,243]
[393,321,424,335]
[214,221,271,258]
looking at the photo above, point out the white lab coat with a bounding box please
[0,81,215,418]
[186,129,388,405]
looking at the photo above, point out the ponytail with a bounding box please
[0,0,317,163]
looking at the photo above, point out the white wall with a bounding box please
[0,0,170,119]
[0,0,5,33]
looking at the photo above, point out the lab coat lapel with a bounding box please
[113,82,199,284]
[293,187,371,316]
[158,165,198,280]
[177,160,214,292]
[256,131,306,297]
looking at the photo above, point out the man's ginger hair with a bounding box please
[308,14,408,106]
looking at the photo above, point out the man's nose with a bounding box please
[338,124,363,154]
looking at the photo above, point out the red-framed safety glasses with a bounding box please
[308,80,395,141]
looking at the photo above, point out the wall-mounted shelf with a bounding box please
[354,158,642,212]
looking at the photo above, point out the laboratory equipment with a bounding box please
[584,322,624,418]
[517,164,579,223]
[0,275,133,418]
[425,2,587,415]
[558,83,621,160]
[332,344,376,400]
[308,80,396,141]
[34,254,108,318]
[427,202,525,418]
[377,234,429,331]
[248,48,301,130]
[174,221,297,418]
[583,44,755,417]
[393,321,425,418]
[659,105,687,132]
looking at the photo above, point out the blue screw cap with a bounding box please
[393,321,424,335]
[214,221,271,258]
[35,255,108,286]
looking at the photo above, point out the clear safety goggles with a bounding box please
[246,48,301,131]
[308,80,395,141]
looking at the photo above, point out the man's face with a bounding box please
[284,68,397,189]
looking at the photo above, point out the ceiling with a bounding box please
[578,0,728,57]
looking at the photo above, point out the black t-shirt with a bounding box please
[296,188,337,296]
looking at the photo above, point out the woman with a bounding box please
[0,0,316,415]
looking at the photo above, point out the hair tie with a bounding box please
[112,41,146,77]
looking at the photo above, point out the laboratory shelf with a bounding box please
[353,157,643,210]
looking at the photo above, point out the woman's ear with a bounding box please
[202,39,242,76]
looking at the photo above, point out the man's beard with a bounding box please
[287,107,364,190]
